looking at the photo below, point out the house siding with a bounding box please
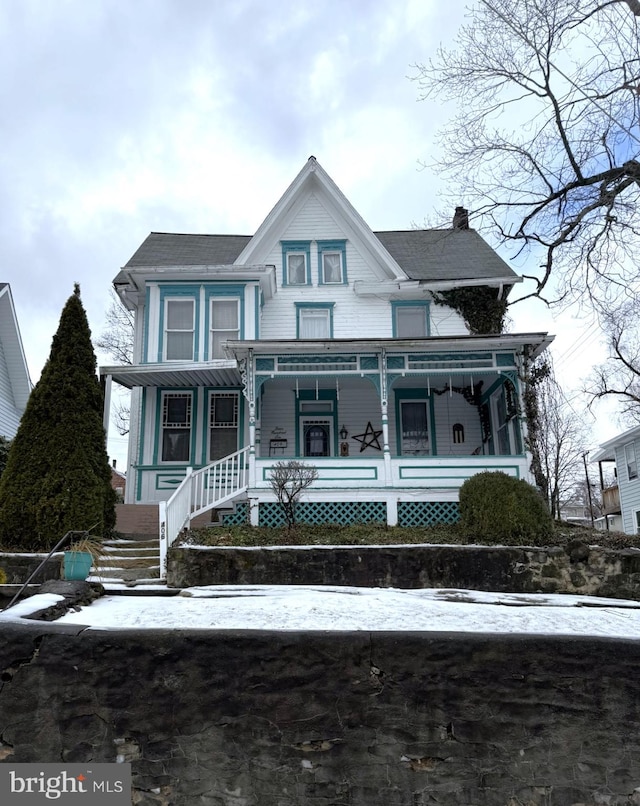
[0,336,20,438]
[615,441,640,533]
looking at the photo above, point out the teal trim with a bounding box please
[295,302,335,338]
[497,352,516,366]
[158,285,200,362]
[153,388,198,466]
[282,241,311,286]
[387,356,405,369]
[317,240,347,285]
[156,473,189,490]
[256,358,275,371]
[136,388,148,502]
[360,355,379,370]
[143,286,151,363]
[295,389,338,456]
[391,300,431,337]
[204,284,245,361]
[393,388,435,456]
[398,464,522,481]
[260,465,378,482]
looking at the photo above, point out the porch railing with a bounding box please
[159,446,250,573]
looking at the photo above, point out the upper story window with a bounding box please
[165,299,195,360]
[282,241,311,286]
[161,392,192,462]
[296,303,334,339]
[626,443,638,480]
[392,301,430,338]
[210,298,239,359]
[318,240,347,285]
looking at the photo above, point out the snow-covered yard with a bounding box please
[3,585,640,637]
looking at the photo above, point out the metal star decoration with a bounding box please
[352,421,383,452]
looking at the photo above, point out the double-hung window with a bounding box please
[296,303,334,339]
[161,392,192,462]
[318,240,347,285]
[392,302,430,338]
[165,299,195,360]
[282,241,311,286]
[210,299,239,359]
[626,443,638,480]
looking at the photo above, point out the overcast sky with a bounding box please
[0,0,614,466]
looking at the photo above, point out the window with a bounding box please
[210,299,239,359]
[304,421,331,457]
[317,240,347,285]
[161,393,192,462]
[209,393,239,461]
[287,254,307,285]
[626,443,638,480]
[392,302,430,338]
[296,303,334,339]
[282,241,311,286]
[400,400,430,455]
[165,299,195,360]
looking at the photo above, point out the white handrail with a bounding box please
[159,447,250,573]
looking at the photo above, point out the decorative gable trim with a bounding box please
[235,157,406,282]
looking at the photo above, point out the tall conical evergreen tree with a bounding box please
[0,285,116,550]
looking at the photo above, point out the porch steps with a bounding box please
[94,534,161,583]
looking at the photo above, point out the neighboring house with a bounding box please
[100,157,553,554]
[0,284,31,439]
[110,461,126,501]
[591,426,640,534]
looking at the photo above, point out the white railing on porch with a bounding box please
[159,446,250,573]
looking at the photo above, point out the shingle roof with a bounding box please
[124,233,251,268]
[123,228,517,283]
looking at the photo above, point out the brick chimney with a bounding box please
[453,206,469,229]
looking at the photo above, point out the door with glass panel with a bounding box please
[209,393,239,461]
[400,400,430,455]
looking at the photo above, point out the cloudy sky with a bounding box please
[0,0,613,466]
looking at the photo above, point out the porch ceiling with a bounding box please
[100,360,241,389]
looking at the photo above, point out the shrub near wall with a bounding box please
[459,471,553,544]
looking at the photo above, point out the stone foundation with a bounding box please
[1,624,640,805]
[167,541,640,598]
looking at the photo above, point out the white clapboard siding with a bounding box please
[614,442,640,534]
[0,336,20,438]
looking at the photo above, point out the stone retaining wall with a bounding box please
[1,623,640,805]
[0,552,62,585]
[167,542,640,598]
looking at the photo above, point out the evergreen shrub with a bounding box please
[0,286,116,551]
[459,471,553,545]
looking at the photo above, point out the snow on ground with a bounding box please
[4,585,640,637]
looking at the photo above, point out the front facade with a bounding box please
[0,284,31,440]
[592,426,640,534]
[102,158,552,531]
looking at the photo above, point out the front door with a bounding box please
[302,419,332,457]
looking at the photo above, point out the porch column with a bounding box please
[380,349,393,486]
[102,374,112,439]
[247,350,257,488]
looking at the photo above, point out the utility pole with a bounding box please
[583,452,595,528]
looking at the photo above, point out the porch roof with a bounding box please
[226,333,554,360]
[100,360,241,390]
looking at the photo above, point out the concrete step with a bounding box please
[97,530,161,582]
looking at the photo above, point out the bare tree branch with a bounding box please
[414,0,640,310]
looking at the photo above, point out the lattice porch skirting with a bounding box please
[222,500,460,528]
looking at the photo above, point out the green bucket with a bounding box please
[63,551,93,580]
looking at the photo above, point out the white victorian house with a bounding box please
[0,284,31,440]
[100,158,553,559]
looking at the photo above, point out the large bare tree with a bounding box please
[525,359,592,518]
[587,299,640,422]
[414,0,640,309]
[95,288,134,435]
